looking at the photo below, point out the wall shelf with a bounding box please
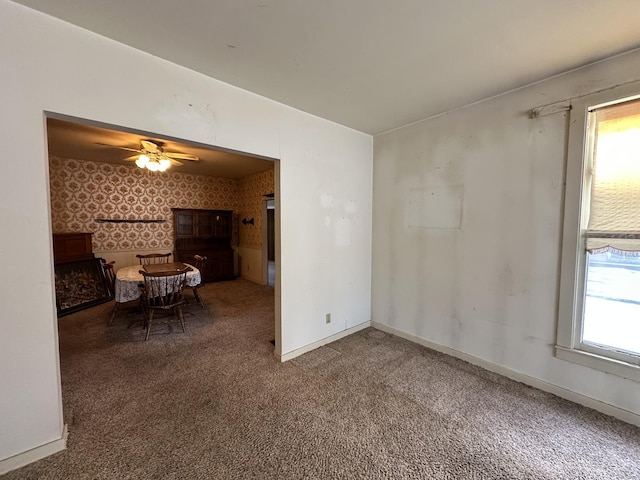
[95,218,166,224]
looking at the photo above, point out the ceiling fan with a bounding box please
[98,139,199,172]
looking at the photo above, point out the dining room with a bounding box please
[47,115,278,336]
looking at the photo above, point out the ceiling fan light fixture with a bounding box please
[135,154,149,168]
[145,159,160,172]
[135,153,171,172]
[98,139,198,171]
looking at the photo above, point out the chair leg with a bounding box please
[145,310,154,341]
[177,306,186,333]
[109,302,120,326]
[193,287,205,308]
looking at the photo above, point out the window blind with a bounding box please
[586,98,640,252]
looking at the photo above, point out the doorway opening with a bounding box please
[45,112,283,426]
[264,198,276,287]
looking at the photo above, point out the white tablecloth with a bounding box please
[114,263,201,303]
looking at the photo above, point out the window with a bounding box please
[557,81,640,380]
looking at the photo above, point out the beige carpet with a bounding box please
[5,278,640,479]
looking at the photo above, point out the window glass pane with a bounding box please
[582,97,640,358]
[584,249,640,356]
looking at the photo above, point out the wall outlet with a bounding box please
[326,313,331,324]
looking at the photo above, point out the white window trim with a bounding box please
[556,80,640,382]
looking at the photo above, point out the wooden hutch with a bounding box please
[172,208,234,282]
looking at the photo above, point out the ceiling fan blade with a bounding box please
[165,152,200,161]
[123,155,140,161]
[168,158,184,166]
[140,140,159,152]
[95,142,141,153]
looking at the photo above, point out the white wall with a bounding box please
[373,49,640,421]
[0,0,372,466]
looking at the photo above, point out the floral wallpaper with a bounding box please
[238,168,275,249]
[49,157,239,251]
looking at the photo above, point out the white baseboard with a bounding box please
[371,322,640,428]
[277,321,371,362]
[0,424,68,475]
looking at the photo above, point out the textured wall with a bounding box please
[2,2,371,464]
[49,156,238,251]
[238,168,275,249]
[372,50,640,421]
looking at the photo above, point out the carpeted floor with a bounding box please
[5,278,640,479]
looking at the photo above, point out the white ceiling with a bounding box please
[13,0,640,135]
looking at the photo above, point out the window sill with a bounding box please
[556,345,640,382]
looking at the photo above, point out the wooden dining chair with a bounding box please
[101,259,116,296]
[139,266,192,341]
[100,259,121,325]
[189,254,207,308]
[136,253,172,265]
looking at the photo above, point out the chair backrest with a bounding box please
[139,266,192,309]
[193,254,207,272]
[136,253,172,265]
[101,259,116,296]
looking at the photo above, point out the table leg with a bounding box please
[108,302,120,326]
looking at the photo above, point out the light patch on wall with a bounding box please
[335,218,351,246]
[344,200,358,214]
[407,186,463,229]
[157,89,217,143]
[320,193,335,208]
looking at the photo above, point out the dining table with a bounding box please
[114,262,201,304]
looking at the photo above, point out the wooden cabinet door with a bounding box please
[173,209,234,282]
[197,211,215,237]
[214,211,232,238]
[211,250,234,280]
[175,212,195,237]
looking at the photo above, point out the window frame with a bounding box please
[556,81,640,382]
